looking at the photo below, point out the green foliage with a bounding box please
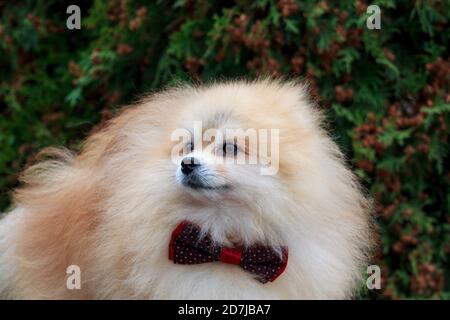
[0,0,449,299]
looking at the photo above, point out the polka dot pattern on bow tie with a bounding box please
[172,223,221,264]
[241,246,286,283]
[169,222,288,283]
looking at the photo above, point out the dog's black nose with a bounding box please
[181,157,200,175]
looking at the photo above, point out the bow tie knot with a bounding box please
[168,221,288,283]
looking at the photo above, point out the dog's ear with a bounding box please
[79,86,195,164]
[268,79,324,133]
[79,104,142,164]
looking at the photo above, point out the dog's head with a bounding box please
[169,81,315,202]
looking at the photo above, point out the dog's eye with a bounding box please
[186,142,194,153]
[223,143,238,156]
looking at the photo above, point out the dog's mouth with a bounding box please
[182,179,230,191]
[177,166,231,192]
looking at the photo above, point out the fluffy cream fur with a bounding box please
[0,79,373,299]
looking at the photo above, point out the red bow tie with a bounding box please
[168,221,288,283]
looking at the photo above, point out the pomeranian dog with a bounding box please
[0,79,372,299]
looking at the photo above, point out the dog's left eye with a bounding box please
[223,143,238,156]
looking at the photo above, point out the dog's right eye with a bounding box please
[186,142,194,152]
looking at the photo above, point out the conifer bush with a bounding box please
[0,0,449,299]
